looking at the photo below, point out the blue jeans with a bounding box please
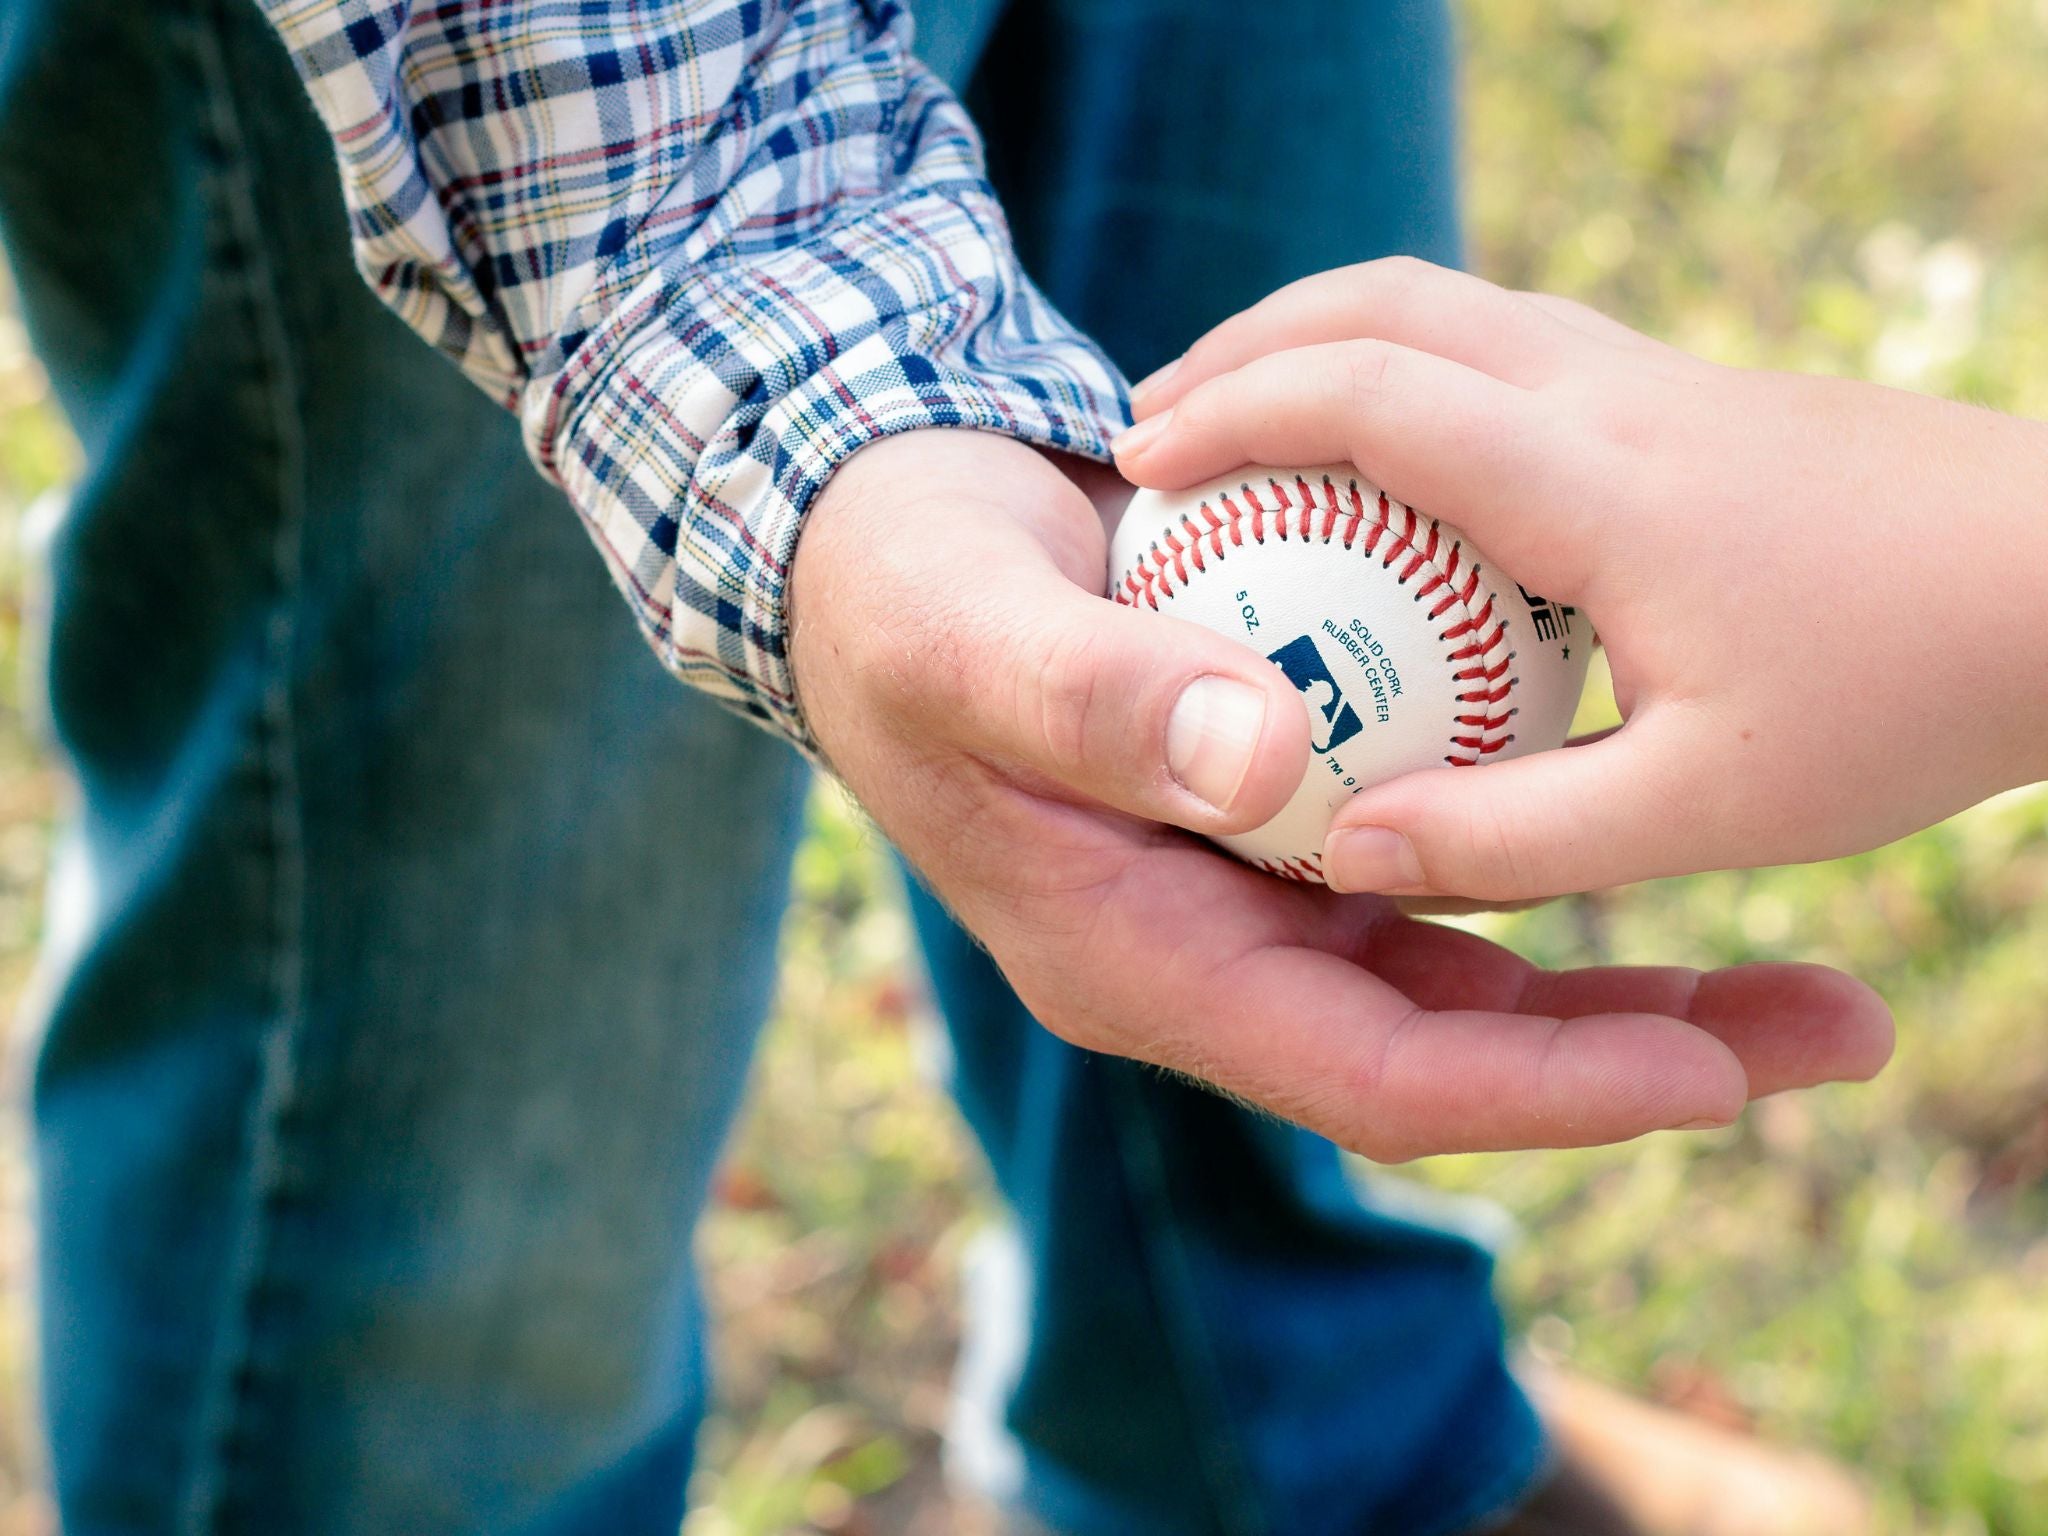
[0,0,1541,1531]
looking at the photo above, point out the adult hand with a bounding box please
[1117,258,2048,903]
[787,429,1893,1159]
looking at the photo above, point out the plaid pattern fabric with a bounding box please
[259,0,1127,747]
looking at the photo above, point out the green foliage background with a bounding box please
[0,2,2045,1534]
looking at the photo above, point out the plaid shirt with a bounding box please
[260,0,1126,748]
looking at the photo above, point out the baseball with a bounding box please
[1111,465,1591,883]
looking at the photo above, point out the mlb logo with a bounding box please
[1267,635,1363,754]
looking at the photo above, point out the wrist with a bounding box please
[785,440,895,776]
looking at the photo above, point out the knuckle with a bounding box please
[1315,1005,1427,1163]
[1357,253,1432,300]
[1341,339,1399,410]
[1444,793,1546,901]
[1023,622,1111,777]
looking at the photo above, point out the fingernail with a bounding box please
[1676,1117,1731,1132]
[1130,357,1181,407]
[1112,409,1171,459]
[1323,826,1424,893]
[1166,676,1267,813]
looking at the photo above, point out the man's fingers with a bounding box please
[1170,939,1748,1160]
[1133,257,1592,415]
[953,796,1885,1162]
[1021,855,1746,1158]
[1115,340,1585,593]
[1321,719,1714,902]
[1361,919,1895,1100]
[1676,963,1896,1095]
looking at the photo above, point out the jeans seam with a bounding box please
[1102,1068,1270,1536]
[173,4,313,1531]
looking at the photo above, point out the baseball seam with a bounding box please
[1249,852,1326,884]
[1113,471,1520,775]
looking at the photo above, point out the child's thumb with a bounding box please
[1319,725,1702,901]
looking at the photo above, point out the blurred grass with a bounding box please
[1,2,2047,1534]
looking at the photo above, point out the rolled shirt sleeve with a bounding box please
[259,0,1128,747]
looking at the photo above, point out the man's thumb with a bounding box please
[938,584,1314,835]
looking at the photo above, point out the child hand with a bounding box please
[1114,259,2048,900]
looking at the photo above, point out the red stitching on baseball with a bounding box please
[1115,473,1520,766]
[1163,526,1190,585]
[1249,851,1325,883]
[1340,483,1369,548]
[1442,593,1494,640]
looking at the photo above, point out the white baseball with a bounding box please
[1111,465,1591,883]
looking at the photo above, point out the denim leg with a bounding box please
[962,0,1465,376]
[912,902,1541,1536]
[0,1,806,1531]
[906,3,1544,1533]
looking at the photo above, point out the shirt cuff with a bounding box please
[535,186,1130,754]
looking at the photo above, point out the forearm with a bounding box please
[1858,384,2048,797]
[259,0,1125,745]
[1981,409,2048,788]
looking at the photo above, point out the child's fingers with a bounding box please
[1131,257,1593,415]
[1114,339,1586,594]
[1318,715,1719,902]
